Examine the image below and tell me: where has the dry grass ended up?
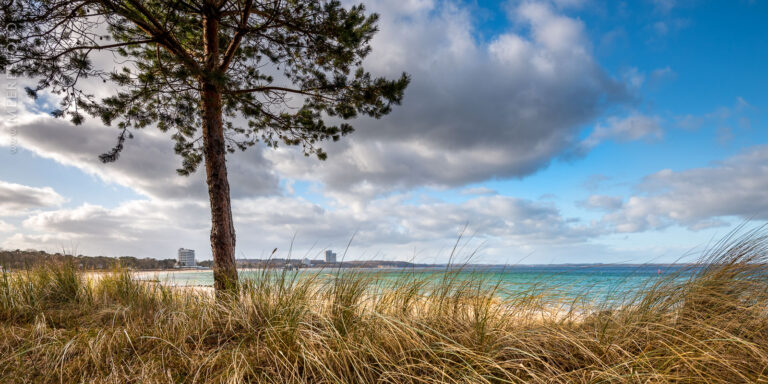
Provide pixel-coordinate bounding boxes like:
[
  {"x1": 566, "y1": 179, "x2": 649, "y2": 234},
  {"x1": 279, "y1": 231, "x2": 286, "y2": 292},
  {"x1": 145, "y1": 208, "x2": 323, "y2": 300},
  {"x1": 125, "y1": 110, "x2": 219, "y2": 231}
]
[{"x1": 2, "y1": 230, "x2": 768, "y2": 383}]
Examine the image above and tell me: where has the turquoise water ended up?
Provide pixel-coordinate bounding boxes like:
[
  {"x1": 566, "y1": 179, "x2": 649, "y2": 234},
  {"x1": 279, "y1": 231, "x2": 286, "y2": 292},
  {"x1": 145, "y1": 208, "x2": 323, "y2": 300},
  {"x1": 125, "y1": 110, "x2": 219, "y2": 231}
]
[{"x1": 136, "y1": 264, "x2": 696, "y2": 302}]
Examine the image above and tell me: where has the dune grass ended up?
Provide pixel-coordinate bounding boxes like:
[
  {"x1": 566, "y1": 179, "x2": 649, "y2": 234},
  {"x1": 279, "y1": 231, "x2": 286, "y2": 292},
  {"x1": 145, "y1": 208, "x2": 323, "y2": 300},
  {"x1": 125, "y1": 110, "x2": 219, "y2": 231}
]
[{"x1": 2, "y1": 232, "x2": 768, "y2": 383}]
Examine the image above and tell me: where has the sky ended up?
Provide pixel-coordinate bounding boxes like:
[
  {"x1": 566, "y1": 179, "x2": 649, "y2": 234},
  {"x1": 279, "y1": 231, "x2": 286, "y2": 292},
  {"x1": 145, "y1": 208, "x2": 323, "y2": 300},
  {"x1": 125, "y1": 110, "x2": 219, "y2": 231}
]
[{"x1": 0, "y1": 0, "x2": 766, "y2": 264}]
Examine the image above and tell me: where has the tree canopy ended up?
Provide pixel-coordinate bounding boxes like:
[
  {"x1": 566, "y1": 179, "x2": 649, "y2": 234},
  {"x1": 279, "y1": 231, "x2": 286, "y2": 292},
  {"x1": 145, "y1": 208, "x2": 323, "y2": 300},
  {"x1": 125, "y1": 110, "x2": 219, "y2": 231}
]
[
  {"x1": 2, "y1": 0, "x2": 409, "y2": 292},
  {"x1": 1, "y1": 0, "x2": 409, "y2": 173}
]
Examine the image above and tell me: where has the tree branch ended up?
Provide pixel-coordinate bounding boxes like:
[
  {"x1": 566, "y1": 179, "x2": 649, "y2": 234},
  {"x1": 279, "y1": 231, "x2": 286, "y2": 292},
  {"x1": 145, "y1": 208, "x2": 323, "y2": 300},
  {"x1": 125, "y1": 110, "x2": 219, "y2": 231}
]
[
  {"x1": 99, "y1": 0, "x2": 203, "y2": 75},
  {"x1": 42, "y1": 39, "x2": 157, "y2": 61},
  {"x1": 226, "y1": 85, "x2": 329, "y2": 97},
  {"x1": 219, "y1": 0, "x2": 254, "y2": 72}
]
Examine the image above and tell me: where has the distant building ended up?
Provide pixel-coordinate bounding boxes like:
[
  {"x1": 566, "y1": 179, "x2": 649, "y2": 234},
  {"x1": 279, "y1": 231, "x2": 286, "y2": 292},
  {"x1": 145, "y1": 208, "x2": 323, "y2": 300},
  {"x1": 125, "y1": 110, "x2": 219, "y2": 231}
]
[
  {"x1": 177, "y1": 248, "x2": 196, "y2": 267},
  {"x1": 303, "y1": 258, "x2": 312, "y2": 267},
  {"x1": 325, "y1": 250, "x2": 337, "y2": 264}
]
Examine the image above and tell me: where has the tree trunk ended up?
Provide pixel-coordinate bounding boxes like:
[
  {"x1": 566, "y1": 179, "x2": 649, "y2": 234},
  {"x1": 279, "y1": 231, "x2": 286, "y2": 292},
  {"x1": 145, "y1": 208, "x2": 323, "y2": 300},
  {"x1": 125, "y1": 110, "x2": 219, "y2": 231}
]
[
  {"x1": 202, "y1": 6, "x2": 238, "y2": 294},
  {"x1": 201, "y1": 82, "x2": 238, "y2": 293}
]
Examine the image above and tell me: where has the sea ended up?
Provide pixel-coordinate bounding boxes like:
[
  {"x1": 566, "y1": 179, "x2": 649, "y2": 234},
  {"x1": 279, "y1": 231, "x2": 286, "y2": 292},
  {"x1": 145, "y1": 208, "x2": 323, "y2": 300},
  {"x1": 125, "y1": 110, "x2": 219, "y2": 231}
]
[{"x1": 135, "y1": 264, "x2": 699, "y2": 303}]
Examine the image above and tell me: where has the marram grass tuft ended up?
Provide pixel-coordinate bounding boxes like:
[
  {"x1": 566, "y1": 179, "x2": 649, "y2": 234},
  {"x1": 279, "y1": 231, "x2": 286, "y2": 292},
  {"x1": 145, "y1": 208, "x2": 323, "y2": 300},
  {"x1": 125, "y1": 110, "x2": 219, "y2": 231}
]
[{"x1": 3, "y1": 231, "x2": 768, "y2": 383}]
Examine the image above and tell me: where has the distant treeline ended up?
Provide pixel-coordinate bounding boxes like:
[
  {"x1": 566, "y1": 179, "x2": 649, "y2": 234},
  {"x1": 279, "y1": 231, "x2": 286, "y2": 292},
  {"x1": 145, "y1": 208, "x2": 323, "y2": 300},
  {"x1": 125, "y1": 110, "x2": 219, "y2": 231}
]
[
  {"x1": 0, "y1": 249, "x2": 177, "y2": 270},
  {"x1": 0, "y1": 249, "x2": 440, "y2": 271}
]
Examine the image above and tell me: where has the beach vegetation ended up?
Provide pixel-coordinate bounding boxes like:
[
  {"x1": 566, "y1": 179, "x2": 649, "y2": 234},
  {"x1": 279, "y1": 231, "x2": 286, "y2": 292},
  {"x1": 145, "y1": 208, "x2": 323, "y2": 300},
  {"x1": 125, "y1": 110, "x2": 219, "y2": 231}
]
[{"x1": 2, "y1": 231, "x2": 768, "y2": 383}]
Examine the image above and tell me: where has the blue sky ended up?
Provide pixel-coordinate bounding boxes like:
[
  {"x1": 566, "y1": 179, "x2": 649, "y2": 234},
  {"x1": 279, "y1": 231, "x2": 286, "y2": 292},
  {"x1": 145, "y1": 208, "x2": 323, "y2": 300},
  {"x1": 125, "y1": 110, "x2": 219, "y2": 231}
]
[{"x1": 0, "y1": 0, "x2": 766, "y2": 263}]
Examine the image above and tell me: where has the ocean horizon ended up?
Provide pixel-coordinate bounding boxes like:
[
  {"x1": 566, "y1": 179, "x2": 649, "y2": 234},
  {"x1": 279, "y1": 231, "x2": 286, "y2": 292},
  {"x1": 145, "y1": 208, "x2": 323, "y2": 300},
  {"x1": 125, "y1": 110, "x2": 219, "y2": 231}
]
[{"x1": 136, "y1": 264, "x2": 698, "y2": 302}]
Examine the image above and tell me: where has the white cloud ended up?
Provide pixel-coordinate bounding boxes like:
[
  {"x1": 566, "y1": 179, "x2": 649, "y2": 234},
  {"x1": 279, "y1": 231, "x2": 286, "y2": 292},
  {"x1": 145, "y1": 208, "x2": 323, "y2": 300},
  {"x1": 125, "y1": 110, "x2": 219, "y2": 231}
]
[
  {"x1": 675, "y1": 97, "x2": 756, "y2": 135},
  {"x1": 0, "y1": 115, "x2": 280, "y2": 201},
  {"x1": 398, "y1": 0, "x2": 435, "y2": 13},
  {"x1": 514, "y1": 2, "x2": 589, "y2": 54},
  {"x1": 9, "y1": 199, "x2": 211, "y2": 258},
  {"x1": 460, "y1": 187, "x2": 498, "y2": 196},
  {"x1": 550, "y1": 0, "x2": 589, "y2": 8},
  {"x1": 0, "y1": 220, "x2": 14, "y2": 232},
  {"x1": 622, "y1": 67, "x2": 646, "y2": 89},
  {"x1": 6, "y1": 192, "x2": 603, "y2": 261},
  {"x1": 599, "y1": 146, "x2": 768, "y2": 232},
  {"x1": 581, "y1": 114, "x2": 663, "y2": 150},
  {"x1": 649, "y1": 66, "x2": 675, "y2": 84},
  {"x1": 578, "y1": 195, "x2": 623, "y2": 211},
  {"x1": 269, "y1": 0, "x2": 630, "y2": 199},
  {"x1": 0, "y1": 0, "x2": 636, "y2": 204},
  {"x1": 0, "y1": 0, "x2": 664, "y2": 263},
  {"x1": 583, "y1": 174, "x2": 611, "y2": 191},
  {"x1": 0, "y1": 181, "x2": 66, "y2": 215}
]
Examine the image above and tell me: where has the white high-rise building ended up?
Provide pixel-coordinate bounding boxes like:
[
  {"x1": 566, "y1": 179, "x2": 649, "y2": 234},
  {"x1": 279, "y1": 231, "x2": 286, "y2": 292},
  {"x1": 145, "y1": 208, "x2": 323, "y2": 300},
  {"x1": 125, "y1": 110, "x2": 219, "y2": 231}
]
[
  {"x1": 177, "y1": 248, "x2": 196, "y2": 267},
  {"x1": 324, "y1": 250, "x2": 337, "y2": 264}
]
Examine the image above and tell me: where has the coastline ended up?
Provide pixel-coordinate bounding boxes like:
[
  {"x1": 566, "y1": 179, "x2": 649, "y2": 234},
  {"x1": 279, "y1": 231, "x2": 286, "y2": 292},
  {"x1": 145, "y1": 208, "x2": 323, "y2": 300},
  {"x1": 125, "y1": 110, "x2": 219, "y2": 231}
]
[{"x1": 3, "y1": 243, "x2": 767, "y2": 383}]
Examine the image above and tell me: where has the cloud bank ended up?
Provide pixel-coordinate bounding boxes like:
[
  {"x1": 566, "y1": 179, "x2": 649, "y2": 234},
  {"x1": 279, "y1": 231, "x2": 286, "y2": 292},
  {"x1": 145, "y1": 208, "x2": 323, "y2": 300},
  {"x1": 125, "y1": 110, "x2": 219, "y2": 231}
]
[
  {"x1": 597, "y1": 146, "x2": 768, "y2": 232},
  {"x1": 2, "y1": 0, "x2": 731, "y2": 264},
  {"x1": 269, "y1": 0, "x2": 630, "y2": 199}
]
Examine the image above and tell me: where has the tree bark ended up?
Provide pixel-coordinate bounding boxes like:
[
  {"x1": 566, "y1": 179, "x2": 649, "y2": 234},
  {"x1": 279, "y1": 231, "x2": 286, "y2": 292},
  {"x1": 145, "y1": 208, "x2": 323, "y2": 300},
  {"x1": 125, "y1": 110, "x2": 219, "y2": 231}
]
[
  {"x1": 201, "y1": 82, "x2": 238, "y2": 293},
  {"x1": 202, "y1": 5, "x2": 238, "y2": 294}
]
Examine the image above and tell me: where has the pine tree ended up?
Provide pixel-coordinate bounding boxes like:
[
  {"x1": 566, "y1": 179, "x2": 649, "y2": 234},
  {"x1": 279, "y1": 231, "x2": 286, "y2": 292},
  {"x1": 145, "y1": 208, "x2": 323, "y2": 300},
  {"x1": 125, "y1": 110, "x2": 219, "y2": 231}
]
[{"x1": 1, "y1": 0, "x2": 409, "y2": 293}]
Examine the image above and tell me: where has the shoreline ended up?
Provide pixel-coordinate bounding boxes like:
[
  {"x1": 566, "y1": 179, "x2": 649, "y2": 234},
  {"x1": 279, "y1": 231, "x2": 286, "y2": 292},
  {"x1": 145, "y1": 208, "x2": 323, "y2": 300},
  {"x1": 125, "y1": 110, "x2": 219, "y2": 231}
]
[{"x1": 2, "y1": 249, "x2": 766, "y2": 384}]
